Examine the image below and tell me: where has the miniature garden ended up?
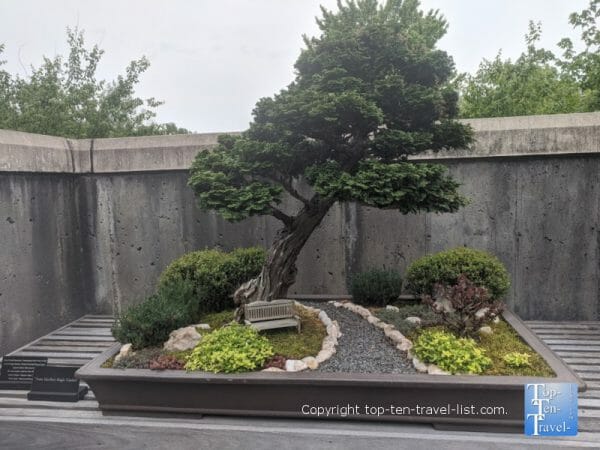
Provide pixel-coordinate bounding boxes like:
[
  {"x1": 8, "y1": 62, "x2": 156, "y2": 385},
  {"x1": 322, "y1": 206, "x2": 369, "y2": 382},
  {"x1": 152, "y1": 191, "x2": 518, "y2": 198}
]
[
  {"x1": 72, "y1": 2, "x2": 585, "y2": 430},
  {"x1": 104, "y1": 246, "x2": 554, "y2": 378}
]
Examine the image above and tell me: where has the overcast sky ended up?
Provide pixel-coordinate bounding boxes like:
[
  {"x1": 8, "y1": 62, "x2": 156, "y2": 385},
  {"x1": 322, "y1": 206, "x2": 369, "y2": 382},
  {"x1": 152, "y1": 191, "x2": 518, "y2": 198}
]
[{"x1": 0, "y1": 0, "x2": 589, "y2": 133}]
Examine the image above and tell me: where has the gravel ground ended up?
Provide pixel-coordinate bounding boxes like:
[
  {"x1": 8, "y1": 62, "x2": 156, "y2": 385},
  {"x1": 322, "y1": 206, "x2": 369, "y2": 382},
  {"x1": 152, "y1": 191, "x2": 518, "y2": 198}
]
[{"x1": 303, "y1": 301, "x2": 416, "y2": 374}]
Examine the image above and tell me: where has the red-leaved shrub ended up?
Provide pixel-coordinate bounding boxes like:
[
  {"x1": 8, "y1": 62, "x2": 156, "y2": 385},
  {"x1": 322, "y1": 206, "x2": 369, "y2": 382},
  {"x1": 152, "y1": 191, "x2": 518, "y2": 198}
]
[
  {"x1": 148, "y1": 354, "x2": 185, "y2": 370},
  {"x1": 422, "y1": 274, "x2": 504, "y2": 336}
]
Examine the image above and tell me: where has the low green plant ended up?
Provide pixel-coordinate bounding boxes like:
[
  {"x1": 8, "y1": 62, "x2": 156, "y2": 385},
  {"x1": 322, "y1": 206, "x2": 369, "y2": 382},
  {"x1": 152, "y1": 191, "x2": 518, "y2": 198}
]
[
  {"x1": 350, "y1": 269, "x2": 402, "y2": 306},
  {"x1": 158, "y1": 247, "x2": 266, "y2": 319},
  {"x1": 111, "y1": 279, "x2": 195, "y2": 350},
  {"x1": 185, "y1": 325, "x2": 274, "y2": 373},
  {"x1": 502, "y1": 351, "x2": 532, "y2": 368},
  {"x1": 405, "y1": 247, "x2": 510, "y2": 300},
  {"x1": 412, "y1": 329, "x2": 492, "y2": 374}
]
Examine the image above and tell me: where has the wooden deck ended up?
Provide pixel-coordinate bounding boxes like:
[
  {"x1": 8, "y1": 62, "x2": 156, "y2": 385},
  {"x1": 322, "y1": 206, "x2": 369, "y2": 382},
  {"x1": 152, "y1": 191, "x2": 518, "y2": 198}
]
[
  {"x1": 526, "y1": 320, "x2": 600, "y2": 436},
  {"x1": 0, "y1": 316, "x2": 598, "y2": 447}
]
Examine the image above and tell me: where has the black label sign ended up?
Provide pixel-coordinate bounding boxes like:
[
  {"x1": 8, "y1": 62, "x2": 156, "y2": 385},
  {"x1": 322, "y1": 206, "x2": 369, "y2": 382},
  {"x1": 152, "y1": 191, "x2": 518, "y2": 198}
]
[
  {"x1": 27, "y1": 366, "x2": 88, "y2": 402},
  {"x1": 30, "y1": 366, "x2": 79, "y2": 393},
  {"x1": 0, "y1": 356, "x2": 48, "y2": 388}
]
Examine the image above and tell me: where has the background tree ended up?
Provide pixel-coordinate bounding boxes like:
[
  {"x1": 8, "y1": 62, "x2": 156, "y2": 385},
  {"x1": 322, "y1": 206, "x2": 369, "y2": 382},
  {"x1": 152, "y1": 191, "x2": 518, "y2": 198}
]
[
  {"x1": 188, "y1": 0, "x2": 473, "y2": 313},
  {"x1": 558, "y1": 0, "x2": 600, "y2": 109},
  {"x1": 459, "y1": 23, "x2": 590, "y2": 118},
  {"x1": 0, "y1": 28, "x2": 188, "y2": 138},
  {"x1": 459, "y1": 1, "x2": 600, "y2": 118}
]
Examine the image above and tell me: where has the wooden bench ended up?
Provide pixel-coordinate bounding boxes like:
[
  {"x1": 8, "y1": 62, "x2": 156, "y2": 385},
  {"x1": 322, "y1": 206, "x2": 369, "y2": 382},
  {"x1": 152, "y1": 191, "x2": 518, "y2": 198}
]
[{"x1": 243, "y1": 299, "x2": 301, "y2": 332}]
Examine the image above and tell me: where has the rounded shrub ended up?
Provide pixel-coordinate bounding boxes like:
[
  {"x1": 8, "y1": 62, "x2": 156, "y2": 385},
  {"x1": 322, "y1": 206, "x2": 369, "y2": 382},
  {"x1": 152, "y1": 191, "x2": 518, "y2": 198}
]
[
  {"x1": 350, "y1": 269, "x2": 402, "y2": 306},
  {"x1": 111, "y1": 279, "x2": 195, "y2": 350},
  {"x1": 158, "y1": 247, "x2": 266, "y2": 319},
  {"x1": 185, "y1": 324, "x2": 274, "y2": 373},
  {"x1": 413, "y1": 329, "x2": 492, "y2": 374},
  {"x1": 404, "y1": 247, "x2": 510, "y2": 300}
]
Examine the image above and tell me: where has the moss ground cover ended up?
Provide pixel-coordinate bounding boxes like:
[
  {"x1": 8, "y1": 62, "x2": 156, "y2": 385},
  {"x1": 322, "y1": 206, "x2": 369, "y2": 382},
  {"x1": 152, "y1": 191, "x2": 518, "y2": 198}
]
[
  {"x1": 478, "y1": 320, "x2": 554, "y2": 376},
  {"x1": 263, "y1": 307, "x2": 327, "y2": 360}
]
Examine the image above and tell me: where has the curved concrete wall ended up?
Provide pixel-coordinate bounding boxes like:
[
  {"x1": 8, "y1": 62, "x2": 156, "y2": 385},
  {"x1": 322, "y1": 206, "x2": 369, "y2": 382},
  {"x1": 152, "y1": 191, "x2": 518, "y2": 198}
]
[{"x1": 2, "y1": 112, "x2": 600, "y2": 353}]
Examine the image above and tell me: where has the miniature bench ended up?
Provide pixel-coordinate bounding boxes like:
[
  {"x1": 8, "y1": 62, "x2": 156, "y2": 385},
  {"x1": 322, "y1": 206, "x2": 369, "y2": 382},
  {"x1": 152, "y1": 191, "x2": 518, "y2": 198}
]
[{"x1": 243, "y1": 299, "x2": 301, "y2": 332}]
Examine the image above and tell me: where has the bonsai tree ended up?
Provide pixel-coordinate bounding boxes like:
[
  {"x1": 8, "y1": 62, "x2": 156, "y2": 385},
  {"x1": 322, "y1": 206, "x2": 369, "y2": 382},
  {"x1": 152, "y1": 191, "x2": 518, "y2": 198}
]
[{"x1": 189, "y1": 0, "x2": 473, "y2": 315}]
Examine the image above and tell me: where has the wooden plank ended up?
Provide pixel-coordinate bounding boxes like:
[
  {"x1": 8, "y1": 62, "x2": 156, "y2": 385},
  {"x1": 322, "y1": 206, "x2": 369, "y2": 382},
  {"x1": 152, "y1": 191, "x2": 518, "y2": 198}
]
[
  {"x1": 527, "y1": 321, "x2": 600, "y2": 325},
  {"x1": 580, "y1": 373, "x2": 600, "y2": 381},
  {"x1": 62, "y1": 326, "x2": 113, "y2": 332},
  {"x1": 46, "y1": 359, "x2": 94, "y2": 367},
  {"x1": 0, "y1": 397, "x2": 99, "y2": 411},
  {"x1": 0, "y1": 390, "x2": 29, "y2": 399},
  {"x1": 579, "y1": 398, "x2": 600, "y2": 409},
  {"x1": 549, "y1": 345, "x2": 600, "y2": 352},
  {"x1": 33, "y1": 340, "x2": 114, "y2": 347},
  {"x1": 53, "y1": 329, "x2": 113, "y2": 336},
  {"x1": 0, "y1": 407, "x2": 104, "y2": 420},
  {"x1": 542, "y1": 339, "x2": 600, "y2": 345},
  {"x1": 533, "y1": 329, "x2": 600, "y2": 336},
  {"x1": 529, "y1": 325, "x2": 600, "y2": 331},
  {"x1": 42, "y1": 335, "x2": 115, "y2": 342},
  {"x1": 580, "y1": 390, "x2": 600, "y2": 399},
  {"x1": 567, "y1": 364, "x2": 600, "y2": 372},
  {"x1": 580, "y1": 409, "x2": 600, "y2": 419},
  {"x1": 579, "y1": 417, "x2": 600, "y2": 433},
  {"x1": 561, "y1": 358, "x2": 600, "y2": 365},
  {"x1": 556, "y1": 351, "x2": 600, "y2": 358},
  {"x1": 26, "y1": 346, "x2": 106, "y2": 353},
  {"x1": 13, "y1": 351, "x2": 102, "y2": 359}
]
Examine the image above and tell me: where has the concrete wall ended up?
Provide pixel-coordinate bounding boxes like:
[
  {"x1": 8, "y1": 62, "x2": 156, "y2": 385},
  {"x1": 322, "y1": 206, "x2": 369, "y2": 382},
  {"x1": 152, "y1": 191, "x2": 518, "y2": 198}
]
[{"x1": 2, "y1": 112, "x2": 600, "y2": 354}]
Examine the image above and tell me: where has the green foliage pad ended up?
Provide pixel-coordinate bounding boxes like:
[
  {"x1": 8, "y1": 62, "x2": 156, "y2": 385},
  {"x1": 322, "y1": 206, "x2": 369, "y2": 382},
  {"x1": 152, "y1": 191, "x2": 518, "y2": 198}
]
[{"x1": 188, "y1": 0, "x2": 473, "y2": 225}]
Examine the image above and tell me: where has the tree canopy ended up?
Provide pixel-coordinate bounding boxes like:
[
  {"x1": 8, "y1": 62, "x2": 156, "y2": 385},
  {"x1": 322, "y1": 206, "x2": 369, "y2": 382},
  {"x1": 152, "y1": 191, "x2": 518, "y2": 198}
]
[
  {"x1": 0, "y1": 28, "x2": 188, "y2": 138},
  {"x1": 459, "y1": 1, "x2": 600, "y2": 118},
  {"x1": 188, "y1": 0, "x2": 473, "y2": 304}
]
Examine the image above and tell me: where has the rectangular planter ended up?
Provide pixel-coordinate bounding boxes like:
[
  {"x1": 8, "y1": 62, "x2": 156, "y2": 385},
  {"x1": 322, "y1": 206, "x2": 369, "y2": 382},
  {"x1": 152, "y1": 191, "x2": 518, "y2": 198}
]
[{"x1": 76, "y1": 310, "x2": 585, "y2": 432}]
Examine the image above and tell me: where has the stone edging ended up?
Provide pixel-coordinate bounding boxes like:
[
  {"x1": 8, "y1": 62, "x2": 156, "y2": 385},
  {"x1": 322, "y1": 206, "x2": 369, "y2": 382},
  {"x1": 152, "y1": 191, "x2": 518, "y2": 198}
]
[
  {"x1": 261, "y1": 302, "x2": 340, "y2": 373},
  {"x1": 330, "y1": 301, "x2": 450, "y2": 375}
]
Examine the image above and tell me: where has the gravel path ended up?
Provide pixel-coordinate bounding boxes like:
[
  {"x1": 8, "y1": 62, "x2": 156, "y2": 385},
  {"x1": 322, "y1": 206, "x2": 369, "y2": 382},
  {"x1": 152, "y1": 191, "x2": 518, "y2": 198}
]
[{"x1": 303, "y1": 301, "x2": 416, "y2": 374}]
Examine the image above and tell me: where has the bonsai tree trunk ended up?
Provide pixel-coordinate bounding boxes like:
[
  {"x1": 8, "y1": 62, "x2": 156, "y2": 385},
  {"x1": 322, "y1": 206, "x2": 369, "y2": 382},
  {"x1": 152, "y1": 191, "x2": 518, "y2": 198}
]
[{"x1": 233, "y1": 197, "x2": 335, "y2": 321}]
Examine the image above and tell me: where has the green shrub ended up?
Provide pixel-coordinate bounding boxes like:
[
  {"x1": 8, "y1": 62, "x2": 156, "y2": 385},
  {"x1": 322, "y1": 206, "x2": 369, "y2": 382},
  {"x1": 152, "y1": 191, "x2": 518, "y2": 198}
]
[
  {"x1": 185, "y1": 325, "x2": 274, "y2": 373},
  {"x1": 413, "y1": 329, "x2": 492, "y2": 374},
  {"x1": 111, "y1": 279, "x2": 195, "y2": 350},
  {"x1": 158, "y1": 247, "x2": 266, "y2": 319},
  {"x1": 405, "y1": 247, "x2": 510, "y2": 300},
  {"x1": 350, "y1": 269, "x2": 402, "y2": 306},
  {"x1": 503, "y1": 351, "x2": 532, "y2": 368}
]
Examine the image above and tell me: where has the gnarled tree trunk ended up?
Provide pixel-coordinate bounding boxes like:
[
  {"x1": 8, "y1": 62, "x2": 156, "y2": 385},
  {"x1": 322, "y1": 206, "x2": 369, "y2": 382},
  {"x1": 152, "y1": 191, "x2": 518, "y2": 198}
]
[{"x1": 233, "y1": 197, "x2": 335, "y2": 321}]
